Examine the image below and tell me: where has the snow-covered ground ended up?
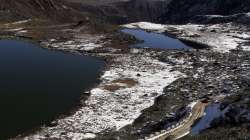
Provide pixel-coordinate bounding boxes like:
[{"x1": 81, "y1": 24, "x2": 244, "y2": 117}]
[
  {"x1": 24, "y1": 50, "x2": 183, "y2": 140},
  {"x1": 247, "y1": 12, "x2": 250, "y2": 17},
  {"x1": 201, "y1": 12, "x2": 250, "y2": 18},
  {"x1": 6, "y1": 20, "x2": 249, "y2": 140},
  {"x1": 123, "y1": 22, "x2": 166, "y2": 32},
  {"x1": 7, "y1": 19, "x2": 31, "y2": 25},
  {"x1": 123, "y1": 22, "x2": 250, "y2": 52},
  {"x1": 42, "y1": 33, "x2": 106, "y2": 52}
]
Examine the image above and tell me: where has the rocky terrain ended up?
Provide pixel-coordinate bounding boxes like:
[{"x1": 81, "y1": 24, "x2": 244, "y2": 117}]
[
  {"x1": 123, "y1": 22, "x2": 250, "y2": 52},
  {"x1": 2, "y1": 0, "x2": 250, "y2": 24},
  {"x1": 159, "y1": 0, "x2": 250, "y2": 24},
  {"x1": 119, "y1": 21, "x2": 250, "y2": 139},
  {"x1": 0, "y1": 0, "x2": 250, "y2": 140}
]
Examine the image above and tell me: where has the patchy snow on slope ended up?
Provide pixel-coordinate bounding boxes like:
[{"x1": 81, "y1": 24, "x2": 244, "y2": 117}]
[
  {"x1": 11, "y1": 19, "x2": 31, "y2": 25},
  {"x1": 202, "y1": 34, "x2": 242, "y2": 52},
  {"x1": 247, "y1": 12, "x2": 250, "y2": 17},
  {"x1": 42, "y1": 34, "x2": 105, "y2": 52},
  {"x1": 67, "y1": 132, "x2": 96, "y2": 140},
  {"x1": 7, "y1": 28, "x2": 25, "y2": 32},
  {"x1": 24, "y1": 53, "x2": 183, "y2": 140},
  {"x1": 3, "y1": 19, "x2": 31, "y2": 26},
  {"x1": 188, "y1": 101, "x2": 198, "y2": 109},
  {"x1": 204, "y1": 15, "x2": 225, "y2": 18},
  {"x1": 236, "y1": 33, "x2": 250, "y2": 40},
  {"x1": 241, "y1": 45, "x2": 250, "y2": 51},
  {"x1": 79, "y1": 43, "x2": 102, "y2": 51}
]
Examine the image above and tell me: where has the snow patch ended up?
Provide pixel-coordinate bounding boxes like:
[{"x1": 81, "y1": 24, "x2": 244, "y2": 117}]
[
  {"x1": 241, "y1": 45, "x2": 250, "y2": 51},
  {"x1": 7, "y1": 28, "x2": 24, "y2": 32},
  {"x1": 188, "y1": 101, "x2": 198, "y2": 109},
  {"x1": 247, "y1": 12, "x2": 250, "y2": 17},
  {"x1": 68, "y1": 132, "x2": 96, "y2": 140},
  {"x1": 122, "y1": 22, "x2": 166, "y2": 32},
  {"x1": 236, "y1": 33, "x2": 250, "y2": 40},
  {"x1": 12, "y1": 19, "x2": 31, "y2": 25},
  {"x1": 24, "y1": 53, "x2": 183, "y2": 139},
  {"x1": 43, "y1": 34, "x2": 105, "y2": 52},
  {"x1": 4, "y1": 19, "x2": 31, "y2": 26},
  {"x1": 80, "y1": 43, "x2": 102, "y2": 51},
  {"x1": 123, "y1": 22, "x2": 250, "y2": 53}
]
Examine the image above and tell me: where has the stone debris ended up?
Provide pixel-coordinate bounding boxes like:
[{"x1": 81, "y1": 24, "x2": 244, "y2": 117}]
[
  {"x1": 23, "y1": 50, "x2": 183, "y2": 140},
  {"x1": 4, "y1": 21, "x2": 250, "y2": 140}
]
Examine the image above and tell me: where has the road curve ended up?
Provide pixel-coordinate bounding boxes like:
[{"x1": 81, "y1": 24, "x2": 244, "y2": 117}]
[{"x1": 146, "y1": 101, "x2": 207, "y2": 140}]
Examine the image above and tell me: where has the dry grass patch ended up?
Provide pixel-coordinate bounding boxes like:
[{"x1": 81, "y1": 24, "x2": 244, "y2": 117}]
[
  {"x1": 25, "y1": 30, "x2": 47, "y2": 40},
  {"x1": 112, "y1": 78, "x2": 138, "y2": 87},
  {"x1": 103, "y1": 78, "x2": 138, "y2": 92},
  {"x1": 103, "y1": 84, "x2": 124, "y2": 92}
]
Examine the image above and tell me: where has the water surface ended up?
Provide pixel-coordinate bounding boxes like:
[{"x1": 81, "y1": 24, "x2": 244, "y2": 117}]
[
  {"x1": 191, "y1": 103, "x2": 223, "y2": 135},
  {"x1": 121, "y1": 29, "x2": 191, "y2": 49},
  {"x1": 0, "y1": 40, "x2": 104, "y2": 139}
]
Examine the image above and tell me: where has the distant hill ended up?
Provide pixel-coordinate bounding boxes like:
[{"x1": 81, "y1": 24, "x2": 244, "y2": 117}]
[
  {"x1": 66, "y1": 0, "x2": 172, "y2": 24},
  {"x1": 159, "y1": 0, "x2": 250, "y2": 24},
  {"x1": 0, "y1": 0, "x2": 85, "y2": 22},
  {"x1": 1, "y1": 0, "x2": 249, "y2": 24}
]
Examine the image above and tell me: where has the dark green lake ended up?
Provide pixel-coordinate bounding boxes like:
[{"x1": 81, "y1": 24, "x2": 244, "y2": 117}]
[{"x1": 0, "y1": 40, "x2": 104, "y2": 139}]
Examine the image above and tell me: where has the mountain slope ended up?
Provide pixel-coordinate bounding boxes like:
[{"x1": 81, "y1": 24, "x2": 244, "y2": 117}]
[
  {"x1": 65, "y1": 0, "x2": 172, "y2": 24},
  {"x1": 160, "y1": 0, "x2": 250, "y2": 24},
  {"x1": 0, "y1": 0, "x2": 85, "y2": 22}
]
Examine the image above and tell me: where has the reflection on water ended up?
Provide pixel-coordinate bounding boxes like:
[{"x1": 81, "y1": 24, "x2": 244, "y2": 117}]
[{"x1": 191, "y1": 103, "x2": 223, "y2": 135}]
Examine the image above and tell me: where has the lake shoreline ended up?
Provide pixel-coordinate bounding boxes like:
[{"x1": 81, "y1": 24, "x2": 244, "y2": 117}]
[{"x1": 1, "y1": 21, "x2": 250, "y2": 139}]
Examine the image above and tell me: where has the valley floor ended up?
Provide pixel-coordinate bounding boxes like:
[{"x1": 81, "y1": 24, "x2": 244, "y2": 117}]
[{"x1": 1, "y1": 20, "x2": 250, "y2": 140}]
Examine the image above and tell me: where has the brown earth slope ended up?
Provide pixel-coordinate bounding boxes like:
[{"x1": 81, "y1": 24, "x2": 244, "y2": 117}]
[{"x1": 0, "y1": 0, "x2": 87, "y2": 22}]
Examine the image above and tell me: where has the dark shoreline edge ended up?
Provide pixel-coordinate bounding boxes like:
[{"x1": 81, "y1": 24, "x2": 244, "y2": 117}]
[
  {"x1": 0, "y1": 36, "x2": 109, "y2": 139},
  {"x1": 0, "y1": 27, "x2": 208, "y2": 139}
]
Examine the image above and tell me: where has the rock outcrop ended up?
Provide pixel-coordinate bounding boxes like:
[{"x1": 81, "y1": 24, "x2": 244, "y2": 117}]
[{"x1": 159, "y1": 0, "x2": 250, "y2": 24}]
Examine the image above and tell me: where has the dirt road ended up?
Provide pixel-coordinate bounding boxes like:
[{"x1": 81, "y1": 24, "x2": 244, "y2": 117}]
[{"x1": 147, "y1": 101, "x2": 207, "y2": 140}]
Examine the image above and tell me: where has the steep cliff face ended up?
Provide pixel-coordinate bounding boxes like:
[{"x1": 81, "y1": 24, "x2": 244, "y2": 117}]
[
  {"x1": 0, "y1": 0, "x2": 84, "y2": 22},
  {"x1": 159, "y1": 0, "x2": 250, "y2": 24}
]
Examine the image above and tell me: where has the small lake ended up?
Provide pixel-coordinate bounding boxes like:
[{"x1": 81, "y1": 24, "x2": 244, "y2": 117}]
[
  {"x1": 191, "y1": 103, "x2": 223, "y2": 135},
  {"x1": 0, "y1": 40, "x2": 104, "y2": 139},
  {"x1": 121, "y1": 29, "x2": 191, "y2": 49}
]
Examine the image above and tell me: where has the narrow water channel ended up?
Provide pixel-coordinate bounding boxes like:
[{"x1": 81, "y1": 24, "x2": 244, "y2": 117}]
[
  {"x1": 121, "y1": 29, "x2": 191, "y2": 49},
  {"x1": 0, "y1": 40, "x2": 104, "y2": 139}
]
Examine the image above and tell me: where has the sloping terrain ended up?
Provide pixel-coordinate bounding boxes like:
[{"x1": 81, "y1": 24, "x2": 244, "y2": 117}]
[
  {"x1": 1, "y1": 0, "x2": 250, "y2": 24},
  {"x1": 160, "y1": 0, "x2": 250, "y2": 24},
  {"x1": 67, "y1": 0, "x2": 250, "y2": 24},
  {"x1": 0, "y1": 0, "x2": 86, "y2": 22},
  {"x1": 0, "y1": 0, "x2": 250, "y2": 140},
  {"x1": 66, "y1": 0, "x2": 171, "y2": 24}
]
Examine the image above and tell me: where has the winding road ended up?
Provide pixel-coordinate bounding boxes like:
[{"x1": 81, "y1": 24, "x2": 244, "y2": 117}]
[{"x1": 147, "y1": 101, "x2": 207, "y2": 140}]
